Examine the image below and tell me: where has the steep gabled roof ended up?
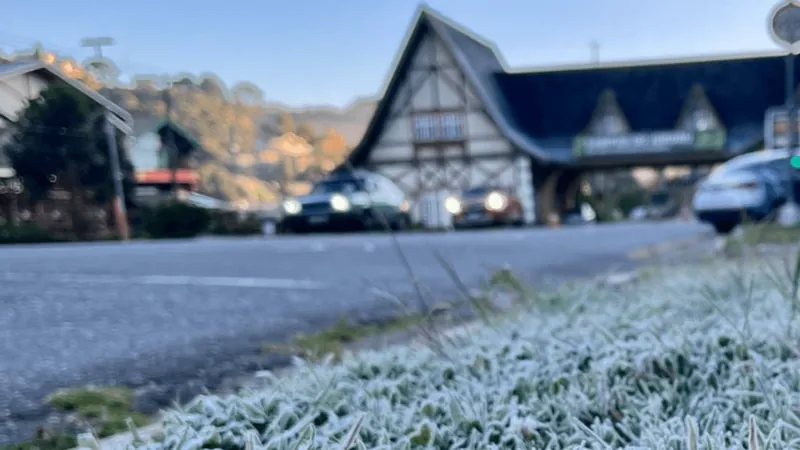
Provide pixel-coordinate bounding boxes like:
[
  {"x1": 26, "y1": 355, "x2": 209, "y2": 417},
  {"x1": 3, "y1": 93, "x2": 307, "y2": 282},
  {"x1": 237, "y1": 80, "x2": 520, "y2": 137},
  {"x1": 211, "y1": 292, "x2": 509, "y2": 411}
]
[
  {"x1": 347, "y1": 4, "x2": 553, "y2": 166},
  {"x1": 0, "y1": 59, "x2": 133, "y2": 130},
  {"x1": 131, "y1": 115, "x2": 203, "y2": 153}
]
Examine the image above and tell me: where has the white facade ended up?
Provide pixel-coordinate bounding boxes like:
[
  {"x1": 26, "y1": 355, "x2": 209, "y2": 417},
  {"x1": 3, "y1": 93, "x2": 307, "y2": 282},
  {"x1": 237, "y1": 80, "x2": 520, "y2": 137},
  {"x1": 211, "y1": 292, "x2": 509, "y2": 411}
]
[
  {"x1": 363, "y1": 24, "x2": 534, "y2": 226},
  {"x1": 128, "y1": 131, "x2": 165, "y2": 171},
  {"x1": 0, "y1": 72, "x2": 49, "y2": 178}
]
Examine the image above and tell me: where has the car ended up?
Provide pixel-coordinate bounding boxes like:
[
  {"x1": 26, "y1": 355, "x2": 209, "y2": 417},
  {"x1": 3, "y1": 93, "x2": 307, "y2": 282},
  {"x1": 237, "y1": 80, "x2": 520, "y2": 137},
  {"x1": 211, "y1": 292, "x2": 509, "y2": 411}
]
[
  {"x1": 445, "y1": 186, "x2": 525, "y2": 229},
  {"x1": 692, "y1": 150, "x2": 794, "y2": 234},
  {"x1": 645, "y1": 190, "x2": 682, "y2": 220},
  {"x1": 277, "y1": 169, "x2": 411, "y2": 233},
  {"x1": 629, "y1": 190, "x2": 682, "y2": 221}
]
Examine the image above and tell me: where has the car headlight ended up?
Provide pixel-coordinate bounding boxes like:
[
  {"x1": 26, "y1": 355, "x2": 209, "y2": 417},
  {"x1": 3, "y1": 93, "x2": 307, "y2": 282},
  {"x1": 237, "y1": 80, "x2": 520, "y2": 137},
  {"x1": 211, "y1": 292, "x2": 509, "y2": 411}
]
[
  {"x1": 484, "y1": 191, "x2": 508, "y2": 211},
  {"x1": 330, "y1": 193, "x2": 350, "y2": 212},
  {"x1": 282, "y1": 199, "x2": 301, "y2": 215},
  {"x1": 444, "y1": 196, "x2": 462, "y2": 214},
  {"x1": 400, "y1": 200, "x2": 409, "y2": 212}
]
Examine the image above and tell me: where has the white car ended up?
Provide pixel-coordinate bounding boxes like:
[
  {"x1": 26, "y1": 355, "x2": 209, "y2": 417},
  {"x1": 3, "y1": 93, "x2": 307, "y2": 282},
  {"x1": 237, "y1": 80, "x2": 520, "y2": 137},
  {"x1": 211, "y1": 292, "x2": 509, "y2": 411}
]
[
  {"x1": 692, "y1": 150, "x2": 792, "y2": 234},
  {"x1": 278, "y1": 169, "x2": 411, "y2": 233}
]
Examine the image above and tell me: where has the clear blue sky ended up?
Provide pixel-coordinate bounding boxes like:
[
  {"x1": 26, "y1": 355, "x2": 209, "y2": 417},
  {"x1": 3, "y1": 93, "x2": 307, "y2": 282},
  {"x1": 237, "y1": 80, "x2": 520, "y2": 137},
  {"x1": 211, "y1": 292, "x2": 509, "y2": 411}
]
[{"x1": 1, "y1": 0, "x2": 782, "y2": 108}]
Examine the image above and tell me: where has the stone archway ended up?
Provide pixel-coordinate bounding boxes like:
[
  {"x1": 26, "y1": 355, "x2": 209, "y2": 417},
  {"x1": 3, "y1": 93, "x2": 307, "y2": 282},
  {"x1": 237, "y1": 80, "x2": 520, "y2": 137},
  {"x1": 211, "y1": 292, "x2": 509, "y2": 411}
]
[
  {"x1": 556, "y1": 169, "x2": 583, "y2": 213},
  {"x1": 534, "y1": 169, "x2": 560, "y2": 225}
]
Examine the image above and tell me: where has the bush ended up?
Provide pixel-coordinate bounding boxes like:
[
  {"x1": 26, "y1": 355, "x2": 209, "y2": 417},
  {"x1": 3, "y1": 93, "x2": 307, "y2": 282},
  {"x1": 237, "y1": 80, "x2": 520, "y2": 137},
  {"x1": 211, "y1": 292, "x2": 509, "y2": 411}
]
[
  {"x1": 130, "y1": 258, "x2": 800, "y2": 449},
  {"x1": 139, "y1": 202, "x2": 212, "y2": 239},
  {"x1": 0, "y1": 222, "x2": 72, "y2": 244},
  {"x1": 208, "y1": 211, "x2": 264, "y2": 236}
]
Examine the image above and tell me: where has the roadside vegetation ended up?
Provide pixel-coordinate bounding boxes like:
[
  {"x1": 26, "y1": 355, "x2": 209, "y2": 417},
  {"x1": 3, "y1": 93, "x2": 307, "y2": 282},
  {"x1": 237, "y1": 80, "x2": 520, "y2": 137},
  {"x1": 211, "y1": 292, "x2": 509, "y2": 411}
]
[
  {"x1": 41, "y1": 224, "x2": 787, "y2": 450},
  {"x1": 2, "y1": 387, "x2": 148, "y2": 450}
]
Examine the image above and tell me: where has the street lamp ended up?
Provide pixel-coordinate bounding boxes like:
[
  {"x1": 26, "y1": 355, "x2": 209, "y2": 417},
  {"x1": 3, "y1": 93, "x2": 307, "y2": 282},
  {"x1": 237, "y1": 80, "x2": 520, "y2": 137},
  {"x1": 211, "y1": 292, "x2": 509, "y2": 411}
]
[{"x1": 769, "y1": 0, "x2": 800, "y2": 223}]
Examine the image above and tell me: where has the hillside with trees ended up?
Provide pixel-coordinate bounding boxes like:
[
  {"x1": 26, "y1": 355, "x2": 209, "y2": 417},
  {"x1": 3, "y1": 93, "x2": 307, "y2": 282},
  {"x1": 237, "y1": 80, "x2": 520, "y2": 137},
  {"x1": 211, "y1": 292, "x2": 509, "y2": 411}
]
[{"x1": 15, "y1": 50, "x2": 375, "y2": 205}]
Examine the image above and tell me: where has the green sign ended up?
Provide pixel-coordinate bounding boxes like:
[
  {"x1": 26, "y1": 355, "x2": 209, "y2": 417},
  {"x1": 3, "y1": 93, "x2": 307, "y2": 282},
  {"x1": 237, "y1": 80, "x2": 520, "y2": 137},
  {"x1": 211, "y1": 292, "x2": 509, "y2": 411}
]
[{"x1": 572, "y1": 129, "x2": 726, "y2": 157}]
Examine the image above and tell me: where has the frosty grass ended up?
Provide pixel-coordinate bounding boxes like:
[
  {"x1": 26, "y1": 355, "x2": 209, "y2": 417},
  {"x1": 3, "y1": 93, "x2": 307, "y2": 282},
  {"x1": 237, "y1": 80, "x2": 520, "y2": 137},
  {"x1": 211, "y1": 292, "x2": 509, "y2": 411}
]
[{"x1": 132, "y1": 257, "x2": 800, "y2": 450}]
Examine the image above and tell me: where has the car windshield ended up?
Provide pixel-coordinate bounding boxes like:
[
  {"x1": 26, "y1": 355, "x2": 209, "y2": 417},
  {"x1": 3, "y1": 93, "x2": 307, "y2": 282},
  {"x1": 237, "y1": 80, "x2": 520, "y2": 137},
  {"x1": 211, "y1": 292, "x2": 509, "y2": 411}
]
[
  {"x1": 463, "y1": 187, "x2": 492, "y2": 196},
  {"x1": 311, "y1": 179, "x2": 364, "y2": 194}
]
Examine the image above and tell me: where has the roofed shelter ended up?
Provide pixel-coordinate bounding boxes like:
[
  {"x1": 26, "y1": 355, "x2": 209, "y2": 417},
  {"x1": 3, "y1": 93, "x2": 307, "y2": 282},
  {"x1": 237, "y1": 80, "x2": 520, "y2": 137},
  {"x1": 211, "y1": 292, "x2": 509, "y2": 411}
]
[{"x1": 346, "y1": 3, "x2": 792, "y2": 224}]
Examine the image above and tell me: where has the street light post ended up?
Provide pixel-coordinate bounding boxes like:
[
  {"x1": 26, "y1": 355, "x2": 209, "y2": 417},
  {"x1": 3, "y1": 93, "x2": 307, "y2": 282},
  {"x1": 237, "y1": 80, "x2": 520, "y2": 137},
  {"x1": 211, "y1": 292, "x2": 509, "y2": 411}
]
[
  {"x1": 769, "y1": 0, "x2": 800, "y2": 223},
  {"x1": 785, "y1": 52, "x2": 796, "y2": 207}
]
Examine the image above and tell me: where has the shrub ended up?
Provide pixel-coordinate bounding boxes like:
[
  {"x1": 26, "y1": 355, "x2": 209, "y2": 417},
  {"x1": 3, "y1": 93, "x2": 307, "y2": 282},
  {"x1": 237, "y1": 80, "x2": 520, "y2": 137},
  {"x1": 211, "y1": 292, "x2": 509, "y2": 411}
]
[
  {"x1": 139, "y1": 202, "x2": 212, "y2": 239},
  {"x1": 0, "y1": 222, "x2": 71, "y2": 244},
  {"x1": 208, "y1": 211, "x2": 265, "y2": 236}
]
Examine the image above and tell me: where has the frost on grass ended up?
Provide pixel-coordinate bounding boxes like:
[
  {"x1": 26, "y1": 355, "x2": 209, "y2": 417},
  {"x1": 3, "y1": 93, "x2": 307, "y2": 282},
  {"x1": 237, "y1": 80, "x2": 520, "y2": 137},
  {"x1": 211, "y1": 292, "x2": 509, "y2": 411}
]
[{"x1": 134, "y1": 259, "x2": 800, "y2": 450}]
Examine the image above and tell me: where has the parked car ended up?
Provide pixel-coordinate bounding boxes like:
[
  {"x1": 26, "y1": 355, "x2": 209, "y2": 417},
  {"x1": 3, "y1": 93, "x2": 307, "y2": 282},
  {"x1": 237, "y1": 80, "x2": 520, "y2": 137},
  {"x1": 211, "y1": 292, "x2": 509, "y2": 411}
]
[
  {"x1": 445, "y1": 186, "x2": 524, "y2": 229},
  {"x1": 277, "y1": 170, "x2": 411, "y2": 233},
  {"x1": 692, "y1": 150, "x2": 793, "y2": 234},
  {"x1": 629, "y1": 190, "x2": 681, "y2": 221}
]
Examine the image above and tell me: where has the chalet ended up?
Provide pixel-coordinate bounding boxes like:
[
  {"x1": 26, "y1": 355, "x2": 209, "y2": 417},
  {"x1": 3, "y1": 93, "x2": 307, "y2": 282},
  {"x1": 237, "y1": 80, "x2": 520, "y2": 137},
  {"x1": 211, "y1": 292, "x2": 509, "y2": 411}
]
[
  {"x1": 128, "y1": 116, "x2": 201, "y2": 204},
  {"x1": 0, "y1": 58, "x2": 133, "y2": 176},
  {"x1": 346, "y1": 4, "x2": 792, "y2": 225},
  {"x1": 0, "y1": 58, "x2": 133, "y2": 226}
]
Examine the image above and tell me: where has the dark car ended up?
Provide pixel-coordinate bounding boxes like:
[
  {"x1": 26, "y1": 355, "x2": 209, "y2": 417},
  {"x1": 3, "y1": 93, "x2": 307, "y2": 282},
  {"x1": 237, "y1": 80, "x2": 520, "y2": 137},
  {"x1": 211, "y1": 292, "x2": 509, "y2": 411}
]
[
  {"x1": 277, "y1": 170, "x2": 411, "y2": 233},
  {"x1": 446, "y1": 186, "x2": 525, "y2": 229}
]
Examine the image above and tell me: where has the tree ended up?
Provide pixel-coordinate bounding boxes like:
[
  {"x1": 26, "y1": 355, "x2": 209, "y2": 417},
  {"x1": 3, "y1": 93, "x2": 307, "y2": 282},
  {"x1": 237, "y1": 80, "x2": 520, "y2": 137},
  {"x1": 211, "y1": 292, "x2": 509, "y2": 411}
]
[{"x1": 2, "y1": 81, "x2": 136, "y2": 236}]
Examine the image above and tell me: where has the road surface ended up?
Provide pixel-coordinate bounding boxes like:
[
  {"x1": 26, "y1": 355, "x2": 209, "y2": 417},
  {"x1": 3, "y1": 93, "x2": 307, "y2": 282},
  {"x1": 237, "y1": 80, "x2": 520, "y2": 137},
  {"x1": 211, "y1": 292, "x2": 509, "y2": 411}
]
[{"x1": 0, "y1": 221, "x2": 708, "y2": 444}]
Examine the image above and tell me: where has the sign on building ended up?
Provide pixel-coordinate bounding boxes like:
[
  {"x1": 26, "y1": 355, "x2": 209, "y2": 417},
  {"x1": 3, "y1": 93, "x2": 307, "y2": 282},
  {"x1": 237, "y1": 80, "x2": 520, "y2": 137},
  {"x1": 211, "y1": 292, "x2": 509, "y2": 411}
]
[
  {"x1": 764, "y1": 107, "x2": 800, "y2": 149},
  {"x1": 572, "y1": 129, "x2": 726, "y2": 157}
]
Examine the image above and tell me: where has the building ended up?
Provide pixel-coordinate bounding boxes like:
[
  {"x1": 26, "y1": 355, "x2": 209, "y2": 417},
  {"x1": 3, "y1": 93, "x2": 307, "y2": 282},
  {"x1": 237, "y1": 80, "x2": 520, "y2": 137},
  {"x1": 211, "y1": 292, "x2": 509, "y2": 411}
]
[
  {"x1": 128, "y1": 116, "x2": 201, "y2": 204},
  {"x1": 346, "y1": 4, "x2": 792, "y2": 225},
  {"x1": 0, "y1": 58, "x2": 133, "y2": 225}
]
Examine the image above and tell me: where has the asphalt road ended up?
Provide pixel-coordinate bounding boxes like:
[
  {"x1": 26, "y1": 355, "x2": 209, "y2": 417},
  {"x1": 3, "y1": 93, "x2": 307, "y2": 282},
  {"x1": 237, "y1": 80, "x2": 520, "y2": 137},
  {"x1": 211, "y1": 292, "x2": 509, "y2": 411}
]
[{"x1": 0, "y1": 221, "x2": 709, "y2": 444}]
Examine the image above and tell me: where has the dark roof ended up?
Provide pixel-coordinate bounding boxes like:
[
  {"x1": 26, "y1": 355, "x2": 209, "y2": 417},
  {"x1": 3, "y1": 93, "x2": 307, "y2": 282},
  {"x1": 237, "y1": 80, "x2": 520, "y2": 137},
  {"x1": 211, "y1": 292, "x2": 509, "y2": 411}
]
[
  {"x1": 132, "y1": 115, "x2": 203, "y2": 153},
  {"x1": 0, "y1": 59, "x2": 133, "y2": 130},
  {"x1": 347, "y1": 5, "x2": 789, "y2": 168},
  {"x1": 495, "y1": 53, "x2": 791, "y2": 158}
]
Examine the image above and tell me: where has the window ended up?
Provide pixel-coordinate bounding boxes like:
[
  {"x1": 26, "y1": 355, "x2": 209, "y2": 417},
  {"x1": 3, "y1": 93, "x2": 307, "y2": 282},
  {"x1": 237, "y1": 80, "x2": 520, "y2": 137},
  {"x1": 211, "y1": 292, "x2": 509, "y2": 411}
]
[
  {"x1": 413, "y1": 113, "x2": 465, "y2": 142},
  {"x1": 311, "y1": 178, "x2": 365, "y2": 194},
  {"x1": 413, "y1": 115, "x2": 437, "y2": 142},
  {"x1": 441, "y1": 113, "x2": 465, "y2": 140}
]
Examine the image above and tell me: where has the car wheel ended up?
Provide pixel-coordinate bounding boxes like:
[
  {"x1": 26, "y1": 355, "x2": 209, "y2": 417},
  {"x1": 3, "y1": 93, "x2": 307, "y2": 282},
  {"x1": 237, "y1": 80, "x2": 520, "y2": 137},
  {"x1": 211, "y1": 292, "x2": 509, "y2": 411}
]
[
  {"x1": 712, "y1": 221, "x2": 738, "y2": 235},
  {"x1": 389, "y1": 214, "x2": 409, "y2": 231}
]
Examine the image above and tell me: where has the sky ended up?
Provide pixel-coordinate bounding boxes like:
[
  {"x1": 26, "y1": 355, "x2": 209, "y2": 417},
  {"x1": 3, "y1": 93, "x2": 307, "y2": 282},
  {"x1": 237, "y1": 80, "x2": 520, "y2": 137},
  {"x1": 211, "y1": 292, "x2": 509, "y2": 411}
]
[{"x1": 0, "y1": 0, "x2": 785, "y2": 108}]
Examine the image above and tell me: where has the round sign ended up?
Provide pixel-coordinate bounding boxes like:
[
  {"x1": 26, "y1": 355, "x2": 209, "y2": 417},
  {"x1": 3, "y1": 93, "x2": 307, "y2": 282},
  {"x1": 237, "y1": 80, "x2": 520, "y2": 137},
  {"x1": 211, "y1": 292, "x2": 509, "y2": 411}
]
[{"x1": 769, "y1": 0, "x2": 800, "y2": 53}]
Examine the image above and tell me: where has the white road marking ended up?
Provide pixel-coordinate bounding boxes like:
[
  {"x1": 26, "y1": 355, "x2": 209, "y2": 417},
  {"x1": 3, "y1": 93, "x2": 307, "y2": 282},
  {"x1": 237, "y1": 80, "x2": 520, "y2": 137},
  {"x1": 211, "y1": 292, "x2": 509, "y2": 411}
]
[{"x1": 0, "y1": 272, "x2": 324, "y2": 290}]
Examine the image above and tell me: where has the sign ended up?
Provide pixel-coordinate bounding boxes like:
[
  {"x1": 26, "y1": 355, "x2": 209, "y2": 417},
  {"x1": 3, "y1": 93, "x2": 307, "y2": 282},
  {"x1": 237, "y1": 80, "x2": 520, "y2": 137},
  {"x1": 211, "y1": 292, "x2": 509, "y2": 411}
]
[
  {"x1": 769, "y1": 0, "x2": 800, "y2": 54},
  {"x1": 765, "y1": 107, "x2": 800, "y2": 149},
  {"x1": 572, "y1": 129, "x2": 726, "y2": 157}
]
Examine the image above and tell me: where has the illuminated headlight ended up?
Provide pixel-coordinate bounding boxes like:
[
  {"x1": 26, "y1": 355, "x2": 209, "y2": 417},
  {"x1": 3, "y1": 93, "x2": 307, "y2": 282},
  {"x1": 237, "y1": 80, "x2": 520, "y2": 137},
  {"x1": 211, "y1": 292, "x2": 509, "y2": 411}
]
[
  {"x1": 330, "y1": 193, "x2": 351, "y2": 212},
  {"x1": 400, "y1": 200, "x2": 410, "y2": 212},
  {"x1": 282, "y1": 199, "x2": 301, "y2": 215},
  {"x1": 444, "y1": 196, "x2": 462, "y2": 214},
  {"x1": 484, "y1": 191, "x2": 508, "y2": 211}
]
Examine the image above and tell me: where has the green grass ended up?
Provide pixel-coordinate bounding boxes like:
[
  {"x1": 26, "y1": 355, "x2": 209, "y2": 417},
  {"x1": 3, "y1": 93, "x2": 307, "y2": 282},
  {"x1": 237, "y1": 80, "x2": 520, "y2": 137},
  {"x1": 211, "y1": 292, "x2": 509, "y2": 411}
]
[
  {"x1": 739, "y1": 223, "x2": 800, "y2": 245},
  {"x1": 263, "y1": 314, "x2": 431, "y2": 362},
  {"x1": 1, "y1": 386, "x2": 150, "y2": 450}
]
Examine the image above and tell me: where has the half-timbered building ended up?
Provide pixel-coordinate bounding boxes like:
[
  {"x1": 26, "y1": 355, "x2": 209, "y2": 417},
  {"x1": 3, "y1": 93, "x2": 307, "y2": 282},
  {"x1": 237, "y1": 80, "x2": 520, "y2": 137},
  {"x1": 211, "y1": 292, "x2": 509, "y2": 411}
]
[{"x1": 347, "y1": 4, "x2": 797, "y2": 225}]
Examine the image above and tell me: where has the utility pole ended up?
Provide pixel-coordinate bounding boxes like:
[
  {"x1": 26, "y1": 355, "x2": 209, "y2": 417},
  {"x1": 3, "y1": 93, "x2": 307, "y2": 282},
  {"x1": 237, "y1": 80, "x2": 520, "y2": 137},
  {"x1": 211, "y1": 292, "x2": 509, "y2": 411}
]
[{"x1": 104, "y1": 112, "x2": 130, "y2": 240}]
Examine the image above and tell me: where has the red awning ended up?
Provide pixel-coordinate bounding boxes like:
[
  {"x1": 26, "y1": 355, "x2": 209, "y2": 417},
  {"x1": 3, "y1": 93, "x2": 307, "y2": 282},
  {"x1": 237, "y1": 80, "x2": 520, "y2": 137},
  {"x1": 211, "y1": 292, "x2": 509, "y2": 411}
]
[{"x1": 136, "y1": 169, "x2": 199, "y2": 186}]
